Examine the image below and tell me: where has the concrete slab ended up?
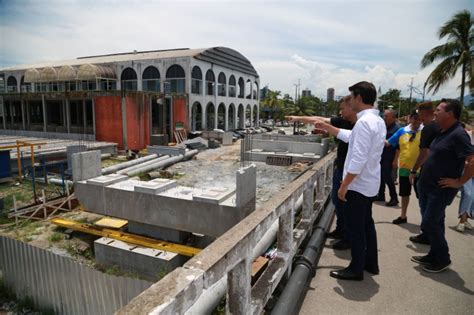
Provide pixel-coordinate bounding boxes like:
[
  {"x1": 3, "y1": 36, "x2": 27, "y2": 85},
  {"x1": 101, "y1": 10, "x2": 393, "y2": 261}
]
[
  {"x1": 193, "y1": 187, "x2": 235, "y2": 204},
  {"x1": 94, "y1": 237, "x2": 185, "y2": 282},
  {"x1": 71, "y1": 150, "x2": 101, "y2": 182},
  {"x1": 86, "y1": 174, "x2": 129, "y2": 186},
  {"x1": 134, "y1": 178, "x2": 177, "y2": 194},
  {"x1": 147, "y1": 145, "x2": 186, "y2": 157},
  {"x1": 300, "y1": 194, "x2": 473, "y2": 315}
]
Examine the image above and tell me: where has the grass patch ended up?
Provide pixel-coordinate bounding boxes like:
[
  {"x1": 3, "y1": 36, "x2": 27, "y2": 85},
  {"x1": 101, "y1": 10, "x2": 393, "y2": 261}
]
[{"x1": 48, "y1": 232, "x2": 63, "y2": 243}]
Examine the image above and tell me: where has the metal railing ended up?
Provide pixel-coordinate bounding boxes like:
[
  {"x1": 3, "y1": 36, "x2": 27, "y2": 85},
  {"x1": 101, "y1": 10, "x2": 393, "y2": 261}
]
[{"x1": 118, "y1": 150, "x2": 336, "y2": 314}]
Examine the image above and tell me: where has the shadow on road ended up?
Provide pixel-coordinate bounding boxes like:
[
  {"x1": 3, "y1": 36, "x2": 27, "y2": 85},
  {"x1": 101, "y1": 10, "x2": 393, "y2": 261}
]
[
  {"x1": 406, "y1": 243, "x2": 430, "y2": 254},
  {"x1": 375, "y1": 221, "x2": 420, "y2": 234},
  {"x1": 414, "y1": 265, "x2": 474, "y2": 296},
  {"x1": 333, "y1": 275, "x2": 380, "y2": 301}
]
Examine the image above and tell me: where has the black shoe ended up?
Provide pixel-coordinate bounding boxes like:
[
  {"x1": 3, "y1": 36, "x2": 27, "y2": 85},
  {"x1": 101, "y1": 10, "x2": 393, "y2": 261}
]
[
  {"x1": 409, "y1": 233, "x2": 430, "y2": 245},
  {"x1": 364, "y1": 265, "x2": 380, "y2": 275},
  {"x1": 423, "y1": 261, "x2": 451, "y2": 273},
  {"x1": 374, "y1": 195, "x2": 385, "y2": 202},
  {"x1": 327, "y1": 229, "x2": 343, "y2": 239},
  {"x1": 411, "y1": 255, "x2": 434, "y2": 266},
  {"x1": 392, "y1": 216, "x2": 407, "y2": 224},
  {"x1": 330, "y1": 268, "x2": 363, "y2": 281},
  {"x1": 385, "y1": 199, "x2": 399, "y2": 207},
  {"x1": 332, "y1": 239, "x2": 351, "y2": 250}
]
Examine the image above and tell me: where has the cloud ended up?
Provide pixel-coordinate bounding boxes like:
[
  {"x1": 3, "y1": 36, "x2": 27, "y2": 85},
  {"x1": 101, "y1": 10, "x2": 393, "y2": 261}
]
[
  {"x1": 255, "y1": 54, "x2": 464, "y2": 100},
  {"x1": 0, "y1": 0, "x2": 470, "y2": 99}
]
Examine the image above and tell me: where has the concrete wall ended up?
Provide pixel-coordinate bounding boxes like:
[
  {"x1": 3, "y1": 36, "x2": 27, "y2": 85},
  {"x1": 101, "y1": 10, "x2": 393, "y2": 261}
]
[
  {"x1": 71, "y1": 150, "x2": 101, "y2": 182},
  {"x1": 251, "y1": 139, "x2": 327, "y2": 155},
  {"x1": 94, "y1": 237, "x2": 185, "y2": 282}
]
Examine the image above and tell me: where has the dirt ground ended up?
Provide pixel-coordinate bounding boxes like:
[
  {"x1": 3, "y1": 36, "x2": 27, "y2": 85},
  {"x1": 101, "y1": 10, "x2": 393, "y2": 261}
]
[{"x1": 167, "y1": 140, "x2": 310, "y2": 205}]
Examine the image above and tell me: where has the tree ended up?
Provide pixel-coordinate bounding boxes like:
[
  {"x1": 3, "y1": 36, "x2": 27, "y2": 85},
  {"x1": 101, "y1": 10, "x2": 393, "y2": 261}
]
[
  {"x1": 260, "y1": 89, "x2": 283, "y2": 119},
  {"x1": 421, "y1": 10, "x2": 473, "y2": 105},
  {"x1": 285, "y1": 96, "x2": 320, "y2": 116}
]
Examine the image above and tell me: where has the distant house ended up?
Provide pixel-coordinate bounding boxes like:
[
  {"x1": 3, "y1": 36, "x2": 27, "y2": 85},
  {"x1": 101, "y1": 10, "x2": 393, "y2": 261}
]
[{"x1": 0, "y1": 47, "x2": 260, "y2": 150}]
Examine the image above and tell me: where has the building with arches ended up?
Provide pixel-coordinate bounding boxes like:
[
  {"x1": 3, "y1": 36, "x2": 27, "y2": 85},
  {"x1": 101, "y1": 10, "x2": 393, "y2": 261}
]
[{"x1": 0, "y1": 47, "x2": 260, "y2": 150}]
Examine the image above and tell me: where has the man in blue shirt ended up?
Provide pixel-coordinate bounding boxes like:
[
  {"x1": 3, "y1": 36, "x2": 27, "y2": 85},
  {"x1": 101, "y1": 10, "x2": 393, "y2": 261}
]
[{"x1": 411, "y1": 99, "x2": 474, "y2": 273}]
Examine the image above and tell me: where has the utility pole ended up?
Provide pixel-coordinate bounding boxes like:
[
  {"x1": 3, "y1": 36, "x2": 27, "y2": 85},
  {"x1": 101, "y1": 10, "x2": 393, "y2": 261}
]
[
  {"x1": 408, "y1": 77, "x2": 414, "y2": 104},
  {"x1": 294, "y1": 84, "x2": 298, "y2": 103}
]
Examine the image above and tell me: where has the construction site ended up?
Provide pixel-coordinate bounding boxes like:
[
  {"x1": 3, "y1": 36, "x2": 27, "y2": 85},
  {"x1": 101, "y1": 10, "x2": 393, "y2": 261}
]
[
  {"x1": 0, "y1": 46, "x2": 339, "y2": 315},
  {"x1": 0, "y1": 121, "x2": 336, "y2": 314}
]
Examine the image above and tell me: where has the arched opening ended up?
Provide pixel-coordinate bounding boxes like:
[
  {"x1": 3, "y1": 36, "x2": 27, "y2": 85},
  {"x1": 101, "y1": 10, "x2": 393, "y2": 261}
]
[
  {"x1": 228, "y1": 103, "x2": 235, "y2": 130},
  {"x1": 217, "y1": 103, "x2": 226, "y2": 130},
  {"x1": 191, "y1": 102, "x2": 203, "y2": 131},
  {"x1": 191, "y1": 66, "x2": 202, "y2": 94},
  {"x1": 218, "y1": 73, "x2": 226, "y2": 97},
  {"x1": 253, "y1": 104, "x2": 258, "y2": 126},
  {"x1": 20, "y1": 76, "x2": 31, "y2": 92},
  {"x1": 238, "y1": 77, "x2": 244, "y2": 98},
  {"x1": 253, "y1": 82, "x2": 258, "y2": 100},
  {"x1": 142, "y1": 66, "x2": 160, "y2": 91},
  {"x1": 206, "y1": 102, "x2": 215, "y2": 130},
  {"x1": 229, "y1": 75, "x2": 236, "y2": 97},
  {"x1": 205, "y1": 70, "x2": 215, "y2": 96},
  {"x1": 246, "y1": 80, "x2": 252, "y2": 99},
  {"x1": 245, "y1": 105, "x2": 251, "y2": 127},
  {"x1": 7, "y1": 76, "x2": 18, "y2": 93},
  {"x1": 165, "y1": 64, "x2": 185, "y2": 93},
  {"x1": 238, "y1": 104, "x2": 245, "y2": 129},
  {"x1": 121, "y1": 67, "x2": 138, "y2": 90}
]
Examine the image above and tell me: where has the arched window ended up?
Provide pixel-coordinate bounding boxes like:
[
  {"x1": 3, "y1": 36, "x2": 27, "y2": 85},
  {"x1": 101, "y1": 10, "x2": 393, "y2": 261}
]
[
  {"x1": 205, "y1": 70, "x2": 215, "y2": 96},
  {"x1": 142, "y1": 66, "x2": 160, "y2": 92},
  {"x1": 20, "y1": 76, "x2": 32, "y2": 93},
  {"x1": 238, "y1": 77, "x2": 244, "y2": 98},
  {"x1": 228, "y1": 75, "x2": 236, "y2": 97},
  {"x1": 246, "y1": 80, "x2": 252, "y2": 99},
  {"x1": 253, "y1": 82, "x2": 258, "y2": 100},
  {"x1": 191, "y1": 66, "x2": 202, "y2": 94},
  {"x1": 7, "y1": 76, "x2": 17, "y2": 93},
  {"x1": 165, "y1": 64, "x2": 185, "y2": 93},
  {"x1": 218, "y1": 72, "x2": 226, "y2": 97},
  {"x1": 121, "y1": 67, "x2": 138, "y2": 91}
]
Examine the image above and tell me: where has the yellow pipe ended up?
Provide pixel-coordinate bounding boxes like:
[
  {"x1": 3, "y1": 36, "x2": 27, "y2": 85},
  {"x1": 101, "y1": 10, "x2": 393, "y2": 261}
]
[{"x1": 50, "y1": 218, "x2": 201, "y2": 257}]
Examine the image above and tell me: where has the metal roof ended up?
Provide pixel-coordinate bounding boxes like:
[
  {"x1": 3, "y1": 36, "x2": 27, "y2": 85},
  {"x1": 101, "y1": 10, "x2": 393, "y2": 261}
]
[{"x1": 0, "y1": 47, "x2": 259, "y2": 78}]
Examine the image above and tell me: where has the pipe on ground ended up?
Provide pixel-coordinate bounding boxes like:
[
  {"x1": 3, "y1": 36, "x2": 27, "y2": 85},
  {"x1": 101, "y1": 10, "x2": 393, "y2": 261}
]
[
  {"x1": 101, "y1": 154, "x2": 158, "y2": 174},
  {"x1": 124, "y1": 150, "x2": 198, "y2": 177},
  {"x1": 271, "y1": 202, "x2": 335, "y2": 315},
  {"x1": 36, "y1": 177, "x2": 74, "y2": 187},
  {"x1": 116, "y1": 155, "x2": 170, "y2": 175}
]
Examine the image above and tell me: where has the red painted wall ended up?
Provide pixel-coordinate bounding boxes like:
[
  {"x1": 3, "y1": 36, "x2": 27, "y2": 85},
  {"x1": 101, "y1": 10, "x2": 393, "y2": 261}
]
[
  {"x1": 94, "y1": 95, "x2": 150, "y2": 151},
  {"x1": 94, "y1": 96, "x2": 123, "y2": 148},
  {"x1": 125, "y1": 95, "x2": 150, "y2": 151}
]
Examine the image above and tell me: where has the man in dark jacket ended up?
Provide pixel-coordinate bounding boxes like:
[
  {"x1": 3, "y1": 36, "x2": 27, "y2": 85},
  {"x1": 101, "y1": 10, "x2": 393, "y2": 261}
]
[{"x1": 375, "y1": 109, "x2": 400, "y2": 206}]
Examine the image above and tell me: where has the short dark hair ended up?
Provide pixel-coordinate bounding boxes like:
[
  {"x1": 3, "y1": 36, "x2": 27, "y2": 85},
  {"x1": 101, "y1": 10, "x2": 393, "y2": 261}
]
[
  {"x1": 348, "y1": 81, "x2": 377, "y2": 105},
  {"x1": 417, "y1": 101, "x2": 433, "y2": 111},
  {"x1": 440, "y1": 98, "x2": 462, "y2": 120}
]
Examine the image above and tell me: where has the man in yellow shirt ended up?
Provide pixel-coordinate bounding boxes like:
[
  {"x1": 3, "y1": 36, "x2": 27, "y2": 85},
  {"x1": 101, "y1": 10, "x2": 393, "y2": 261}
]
[{"x1": 387, "y1": 110, "x2": 422, "y2": 224}]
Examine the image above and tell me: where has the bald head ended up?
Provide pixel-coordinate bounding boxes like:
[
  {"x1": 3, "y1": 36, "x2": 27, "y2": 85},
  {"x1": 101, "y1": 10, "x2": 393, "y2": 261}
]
[{"x1": 384, "y1": 109, "x2": 397, "y2": 126}]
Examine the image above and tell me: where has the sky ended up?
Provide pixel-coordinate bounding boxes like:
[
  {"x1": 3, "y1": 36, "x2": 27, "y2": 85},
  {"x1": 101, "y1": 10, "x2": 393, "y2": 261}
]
[{"x1": 0, "y1": 0, "x2": 472, "y2": 100}]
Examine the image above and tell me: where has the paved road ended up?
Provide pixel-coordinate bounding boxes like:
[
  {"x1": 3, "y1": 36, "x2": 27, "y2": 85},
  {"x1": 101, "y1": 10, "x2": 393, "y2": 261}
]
[{"x1": 300, "y1": 194, "x2": 474, "y2": 315}]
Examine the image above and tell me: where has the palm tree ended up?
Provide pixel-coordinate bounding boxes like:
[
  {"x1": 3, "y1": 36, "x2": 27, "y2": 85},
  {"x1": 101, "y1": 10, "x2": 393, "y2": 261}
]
[
  {"x1": 421, "y1": 10, "x2": 473, "y2": 104},
  {"x1": 261, "y1": 90, "x2": 283, "y2": 118}
]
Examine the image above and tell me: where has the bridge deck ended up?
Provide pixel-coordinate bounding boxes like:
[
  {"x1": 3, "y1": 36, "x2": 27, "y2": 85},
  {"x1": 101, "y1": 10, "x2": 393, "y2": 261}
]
[{"x1": 300, "y1": 193, "x2": 473, "y2": 315}]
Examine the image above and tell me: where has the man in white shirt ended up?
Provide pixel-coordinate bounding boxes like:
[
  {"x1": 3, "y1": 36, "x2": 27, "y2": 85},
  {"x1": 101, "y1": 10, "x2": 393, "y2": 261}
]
[{"x1": 314, "y1": 81, "x2": 386, "y2": 281}]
